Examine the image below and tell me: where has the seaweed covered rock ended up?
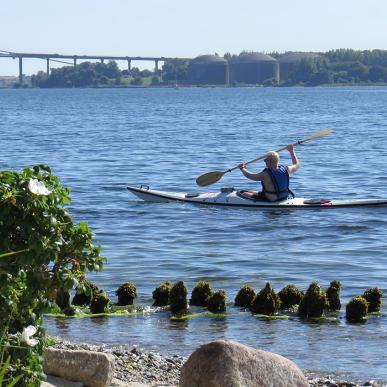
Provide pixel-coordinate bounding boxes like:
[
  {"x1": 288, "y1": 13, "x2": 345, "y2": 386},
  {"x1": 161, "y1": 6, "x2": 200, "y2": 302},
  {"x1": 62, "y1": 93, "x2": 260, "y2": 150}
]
[
  {"x1": 346, "y1": 296, "x2": 368, "y2": 322},
  {"x1": 250, "y1": 283, "x2": 281, "y2": 315},
  {"x1": 326, "y1": 280, "x2": 342, "y2": 311},
  {"x1": 56, "y1": 287, "x2": 71, "y2": 310},
  {"x1": 116, "y1": 282, "x2": 137, "y2": 305},
  {"x1": 190, "y1": 281, "x2": 212, "y2": 307},
  {"x1": 90, "y1": 291, "x2": 110, "y2": 314},
  {"x1": 235, "y1": 285, "x2": 256, "y2": 308},
  {"x1": 278, "y1": 284, "x2": 304, "y2": 309},
  {"x1": 207, "y1": 290, "x2": 227, "y2": 313},
  {"x1": 298, "y1": 282, "x2": 328, "y2": 319},
  {"x1": 72, "y1": 279, "x2": 99, "y2": 306},
  {"x1": 152, "y1": 281, "x2": 171, "y2": 306},
  {"x1": 363, "y1": 287, "x2": 383, "y2": 312},
  {"x1": 169, "y1": 281, "x2": 188, "y2": 313}
]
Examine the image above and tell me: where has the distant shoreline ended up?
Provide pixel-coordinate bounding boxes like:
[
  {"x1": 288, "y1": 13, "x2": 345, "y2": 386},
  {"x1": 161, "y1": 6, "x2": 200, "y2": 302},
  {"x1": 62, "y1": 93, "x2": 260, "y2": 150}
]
[{"x1": 2, "y1": 83, "x2": 387, "y2": 90}]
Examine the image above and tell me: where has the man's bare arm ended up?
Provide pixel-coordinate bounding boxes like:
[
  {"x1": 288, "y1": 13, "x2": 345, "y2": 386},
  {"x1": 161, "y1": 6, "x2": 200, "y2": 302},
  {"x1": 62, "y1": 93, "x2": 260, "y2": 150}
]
[{"x1": 286, "y1": 144, "x2": 300, "y2": 174}]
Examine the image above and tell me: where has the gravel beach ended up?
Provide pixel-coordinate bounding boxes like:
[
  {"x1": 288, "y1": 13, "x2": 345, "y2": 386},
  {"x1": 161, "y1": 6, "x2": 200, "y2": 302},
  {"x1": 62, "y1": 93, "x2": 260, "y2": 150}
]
[{"x1": 50, "y1": 339, "x2": 386, "y2": 387}]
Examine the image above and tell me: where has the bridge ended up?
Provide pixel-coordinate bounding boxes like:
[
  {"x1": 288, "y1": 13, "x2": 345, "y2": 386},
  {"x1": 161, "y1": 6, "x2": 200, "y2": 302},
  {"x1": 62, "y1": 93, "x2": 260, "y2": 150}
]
[{"x1": 0, "y1": 50, "x2": 191, "y2": 83}]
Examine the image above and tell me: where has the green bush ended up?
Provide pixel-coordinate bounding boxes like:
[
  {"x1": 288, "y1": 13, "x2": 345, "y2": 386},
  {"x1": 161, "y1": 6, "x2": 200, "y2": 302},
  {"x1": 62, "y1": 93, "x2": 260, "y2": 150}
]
[
  {"x1": 190, "y1": 281, "x2": 212, "y2": 307},
  {"x1": 234, "y1": 285, "x2": 256, "y2": 308},
  {"x1": 169, "y1": 281, "x2": 188, "y2": 313},
  {"x1": 250, "y1": 283, "x2": 281, "y2": 315},
  {"x1": 116, "y1": 282, "x2": 137, "y2": 305},
  {"x1": 0, "y1": 165, "x2": 105, "y2": 384},
  {"x1": 346, "y1": 296, "x2": 368, "y2": 322},
  {"x1": 363, "y1": 287, "x2": 383, "y2": 312},
  {"x1": 207, "y1": 290, "x2": 227, "y2": 313},
  {"x1": 278, "y1": 284, "x2": 304, "y2": 309},
  {"x1": 152, "y1": 282, "x2": 171, "y2": 306}
]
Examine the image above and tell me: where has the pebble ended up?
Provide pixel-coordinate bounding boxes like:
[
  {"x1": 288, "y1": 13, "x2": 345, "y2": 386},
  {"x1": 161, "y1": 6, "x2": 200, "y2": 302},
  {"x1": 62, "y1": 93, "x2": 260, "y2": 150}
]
[{"x1": 50, "y1": 339, "x2": 386, "y2": 387}]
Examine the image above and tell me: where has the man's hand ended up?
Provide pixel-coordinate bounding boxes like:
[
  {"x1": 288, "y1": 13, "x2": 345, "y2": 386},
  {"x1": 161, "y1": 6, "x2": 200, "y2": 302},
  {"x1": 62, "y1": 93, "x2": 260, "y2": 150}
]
[
  {"x1": 238, "y1": 162, "x2": 246, "y2": 170},
  {"x1": 286, "y1": 144, "x2": 294, "y2": 152}
]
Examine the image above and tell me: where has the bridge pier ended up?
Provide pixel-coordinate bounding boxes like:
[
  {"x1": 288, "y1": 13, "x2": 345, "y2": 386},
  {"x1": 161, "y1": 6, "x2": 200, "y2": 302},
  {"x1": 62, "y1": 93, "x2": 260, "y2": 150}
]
[
  {"x1": 46, "y1": 58, "x2": 50, "y2": 76},
  {"x1": 154, "y1": 60, "x2": 159, "y2": 76},
  {"x1": 73, "y1": 57, "x2": 77, "y2": 67},
  {"x1": 18, "y1": 57, "x2": 23, "y2": 83},
  {"x1": 127, "y1": 59, "x2": 131, "y2": 74}
]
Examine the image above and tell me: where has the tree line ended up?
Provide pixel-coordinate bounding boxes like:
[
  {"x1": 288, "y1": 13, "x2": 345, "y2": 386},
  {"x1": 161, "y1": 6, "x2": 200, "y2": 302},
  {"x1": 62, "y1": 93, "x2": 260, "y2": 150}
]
[
  {"x1": 29, "y1": 49, "x2": 387, "y2": 87},
  {"x1": 279, "y1": 49, "x2": 387, "y2": 86}
]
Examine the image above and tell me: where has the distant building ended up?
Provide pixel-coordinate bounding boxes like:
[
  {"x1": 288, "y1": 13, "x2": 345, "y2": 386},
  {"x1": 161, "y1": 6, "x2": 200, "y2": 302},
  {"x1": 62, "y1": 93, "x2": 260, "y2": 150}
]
[
  {"x1": 188, "y1": 55, "x2": 229, "y2": 85},
  {"x1": 278, "y1": 52, "x2": 320, "y2": 81},
  {"x1": 0, "y1": 76, "x2": 19, "y2": 88},
  {"x1": 230, "y1": 53, "x2": 279, "y2": 85}
]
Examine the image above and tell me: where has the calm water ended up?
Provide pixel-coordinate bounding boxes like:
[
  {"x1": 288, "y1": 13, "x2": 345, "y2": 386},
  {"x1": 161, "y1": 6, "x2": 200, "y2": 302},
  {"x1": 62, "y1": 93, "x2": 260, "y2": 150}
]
[{"x1": 1, "y1": 87, "x2": 387, "y2": 380}]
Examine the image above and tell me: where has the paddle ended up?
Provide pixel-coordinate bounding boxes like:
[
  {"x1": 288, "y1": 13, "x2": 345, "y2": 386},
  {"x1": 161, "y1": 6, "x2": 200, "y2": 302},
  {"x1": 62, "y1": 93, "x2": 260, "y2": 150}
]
[{"x1": 196, "y1": 128, "x2": 333, "y2": 187}]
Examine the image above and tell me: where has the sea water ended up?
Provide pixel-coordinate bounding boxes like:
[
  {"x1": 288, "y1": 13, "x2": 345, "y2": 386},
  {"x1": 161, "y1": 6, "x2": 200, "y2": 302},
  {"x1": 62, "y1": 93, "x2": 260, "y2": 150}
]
[{"x1": 1, "y1": 87, "x2": 387, "y2": 379}]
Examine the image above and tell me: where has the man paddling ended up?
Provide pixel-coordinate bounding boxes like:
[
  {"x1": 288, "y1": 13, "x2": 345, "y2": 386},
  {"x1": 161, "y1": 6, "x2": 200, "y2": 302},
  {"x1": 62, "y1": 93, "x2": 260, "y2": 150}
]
[{"x1": 238, "y1": 144, "x2": 300, "y2": 201}]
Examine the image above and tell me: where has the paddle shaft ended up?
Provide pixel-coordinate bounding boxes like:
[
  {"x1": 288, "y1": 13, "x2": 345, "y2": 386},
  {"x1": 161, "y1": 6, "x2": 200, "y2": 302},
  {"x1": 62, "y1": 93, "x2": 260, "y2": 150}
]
[
  {"x1": 195, "y1": 128, "x2": 333, "y2": 186},
  {"x1": 226, "y1": 129, "x2": 332, "y2": 173}
]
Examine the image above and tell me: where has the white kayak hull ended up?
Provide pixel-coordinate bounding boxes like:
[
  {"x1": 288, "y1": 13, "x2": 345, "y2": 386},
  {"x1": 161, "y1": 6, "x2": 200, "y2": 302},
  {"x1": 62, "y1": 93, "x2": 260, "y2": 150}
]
[{"x1": 127, "y1": 186, "x2": 387, "y2": 209}]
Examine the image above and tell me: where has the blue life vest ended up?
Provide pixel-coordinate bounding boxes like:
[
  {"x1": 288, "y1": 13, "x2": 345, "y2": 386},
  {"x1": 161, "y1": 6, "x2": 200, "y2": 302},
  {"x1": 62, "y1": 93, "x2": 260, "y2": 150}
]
[{"x1": 261, "y1": 165, "x2": 290, "y2": 200}]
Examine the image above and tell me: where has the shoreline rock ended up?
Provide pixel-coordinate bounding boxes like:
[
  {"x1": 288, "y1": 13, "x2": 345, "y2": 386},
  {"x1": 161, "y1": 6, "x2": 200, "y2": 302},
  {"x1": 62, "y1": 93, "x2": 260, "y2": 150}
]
[{"x1": 47, "y1": 338, "x2": 385, "y2": 387}]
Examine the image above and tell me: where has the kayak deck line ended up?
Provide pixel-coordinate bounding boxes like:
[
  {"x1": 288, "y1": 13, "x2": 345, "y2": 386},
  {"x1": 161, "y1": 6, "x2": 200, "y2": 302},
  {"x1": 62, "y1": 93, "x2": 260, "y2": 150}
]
[{"x1": 127, "y1": 186, "x2": 387, "y2": 209}]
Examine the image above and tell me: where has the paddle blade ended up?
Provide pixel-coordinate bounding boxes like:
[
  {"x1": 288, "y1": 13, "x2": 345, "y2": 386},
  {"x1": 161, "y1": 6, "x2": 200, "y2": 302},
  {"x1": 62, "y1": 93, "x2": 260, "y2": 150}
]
[
  {"x1": 196, "y1": 171, "x2": 224, "y2": 186},
  {"x1": 308, "y1": 128, "x2": 333, "y2": 140}
]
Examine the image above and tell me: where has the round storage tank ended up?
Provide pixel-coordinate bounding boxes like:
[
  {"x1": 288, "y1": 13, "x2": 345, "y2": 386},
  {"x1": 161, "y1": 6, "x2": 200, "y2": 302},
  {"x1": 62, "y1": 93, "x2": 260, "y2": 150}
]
[
  {"x1": 188, "y1": 55, "x2": 229, "y2": 85},
  {"x1": 278, "y1": 52, "x2": 320, "y2": 81},
  {"x1": 230, "y1": 53, "x2": 279, "y2": 85}
]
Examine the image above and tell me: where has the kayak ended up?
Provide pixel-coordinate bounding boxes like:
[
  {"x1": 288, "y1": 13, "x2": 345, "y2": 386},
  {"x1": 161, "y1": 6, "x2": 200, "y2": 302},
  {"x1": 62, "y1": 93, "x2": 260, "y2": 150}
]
[{"x1": 127, "y1": 186, "x2": 387, "y2": 209}]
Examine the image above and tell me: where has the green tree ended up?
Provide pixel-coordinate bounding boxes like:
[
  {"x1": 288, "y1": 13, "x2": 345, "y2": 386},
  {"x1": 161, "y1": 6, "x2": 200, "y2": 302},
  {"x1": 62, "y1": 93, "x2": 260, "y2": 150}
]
[
  {"x1": 289, "y1": 58, "x2": 318, "y2": 84},
  {"x1": 347, "y1": 61, "x2": 368, "y2": 81},
  {"x1": 131, "y1": 76, "x2": 143, "y2": 85},
  {"x1": 0, "y1": 165, "x2": 106, "y2": 384},
  {"x1": 368, "y1": 65, "x2": 386, "y2": 82},
  {"x1": 161, "y1": 60, "x2": 189, "y2": 84},
  {"x1": 310, "y1": 69, "x2": 333, "y2": 85}
]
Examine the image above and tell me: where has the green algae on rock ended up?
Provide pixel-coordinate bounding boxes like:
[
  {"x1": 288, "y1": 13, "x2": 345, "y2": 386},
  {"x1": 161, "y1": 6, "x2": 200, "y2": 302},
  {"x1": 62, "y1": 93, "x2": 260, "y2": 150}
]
[
  {"x1": 326, "y1": 280, "x2": 342, "y2": 311},
  {"x1": 116, "y1": 282, "x2": 137, "y2": 305},
  {"x1": 170, "y1": 311, "x2": 227, "y2": 321},
  {"x1": 190, "y1": 281, "x2": 212, "y2": 307},
  {"x1": 152, "y1": 282, "x2": 172, "y2": 306},
  {"x1": 250, "y1": 283, "x2": 281, "y2": 315},
  {"x1": 278, "y1": 284, "x2": 304, "y2": 309},
  {"x1": 346, "y1": 296, "x2": 368, "y2": 322},
  {"x1": 169, "y1": 281, "x2": 188, "y2": 313},
  {"x1": 234, "y1": 285, "x2": 256, "y2": 308},
  {"x1": 298, "y1": 282, "x2": 328, "y2": 319},
  {"x1": 362, "y1": 287, "x2": 383, "y2": 312},
  {"x1": 207, "y1": 290, "x2": 227, "y2": 313},
  {"x1": 254, "y1": 314, "x2": 290, "y2": 320}
]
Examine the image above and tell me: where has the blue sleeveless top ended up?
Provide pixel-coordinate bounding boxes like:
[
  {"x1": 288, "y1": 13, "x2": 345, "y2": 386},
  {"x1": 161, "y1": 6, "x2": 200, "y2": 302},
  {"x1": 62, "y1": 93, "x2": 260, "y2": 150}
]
[{"x1": 261, "y1": 165, "x2": 290, "y2": 200}]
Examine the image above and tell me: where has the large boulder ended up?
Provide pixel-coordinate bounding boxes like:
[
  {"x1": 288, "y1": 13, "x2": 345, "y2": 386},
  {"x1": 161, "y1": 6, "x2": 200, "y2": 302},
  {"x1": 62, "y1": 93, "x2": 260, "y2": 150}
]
[
  {"x1": 43, "y1": 348, "x2": 115, "y2": 387},
  {"x1": 179, "y1": 340, "x2": 308, "y2": 387}
]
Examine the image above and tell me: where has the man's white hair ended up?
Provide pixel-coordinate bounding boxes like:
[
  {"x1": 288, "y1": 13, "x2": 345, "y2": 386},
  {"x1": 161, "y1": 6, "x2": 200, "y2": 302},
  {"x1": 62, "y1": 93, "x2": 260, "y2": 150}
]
[{"x1": 265, "y1": 151, "x2": 279, "y2": 164}]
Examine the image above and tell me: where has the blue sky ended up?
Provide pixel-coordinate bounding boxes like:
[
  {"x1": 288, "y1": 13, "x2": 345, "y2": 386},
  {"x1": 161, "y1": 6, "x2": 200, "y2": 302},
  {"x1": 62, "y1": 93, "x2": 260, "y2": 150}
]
[{"x1": 1, "y1": 0, "x2": 387, "y2": 75}]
